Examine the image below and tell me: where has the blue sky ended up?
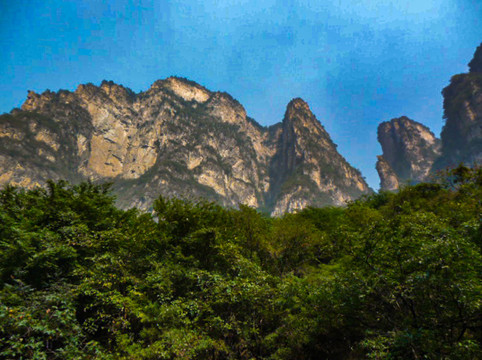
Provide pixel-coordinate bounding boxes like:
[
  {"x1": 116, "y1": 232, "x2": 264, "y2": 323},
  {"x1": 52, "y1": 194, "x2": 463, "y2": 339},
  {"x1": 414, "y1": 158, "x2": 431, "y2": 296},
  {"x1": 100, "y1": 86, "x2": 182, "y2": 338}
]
[{"x1": 1, "y1": 0, "x2": 481, "y2": 189}]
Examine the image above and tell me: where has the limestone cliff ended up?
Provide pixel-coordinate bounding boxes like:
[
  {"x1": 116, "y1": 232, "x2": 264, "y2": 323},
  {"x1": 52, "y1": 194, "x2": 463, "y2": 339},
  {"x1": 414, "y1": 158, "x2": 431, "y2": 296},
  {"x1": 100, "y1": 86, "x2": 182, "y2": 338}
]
[
  {"x1": 375, "y1": 156, "x2": 399, "y2": 191},
  {"x1": 0, "y1": 77, "x2": 371, "y2": 214},
  {"x1": 376, "y1": 117, "x2": 441, "y2": 190},
  {"x1": 376, "y1": 43, "x2": 482, "y2": 190},
  {"x1": 269, "y1": 99, "x2": 370, "y2": 215},
  {"x1": 434, "y1": 44, "x2": 482, "y2": 169}
]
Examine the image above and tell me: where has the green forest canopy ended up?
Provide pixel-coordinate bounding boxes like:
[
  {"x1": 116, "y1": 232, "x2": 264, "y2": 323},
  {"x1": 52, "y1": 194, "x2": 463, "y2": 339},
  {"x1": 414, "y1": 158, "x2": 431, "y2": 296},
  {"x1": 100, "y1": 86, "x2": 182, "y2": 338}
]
[{"x1": 0, "y1": 165, "x2": 481, "y2": 359}]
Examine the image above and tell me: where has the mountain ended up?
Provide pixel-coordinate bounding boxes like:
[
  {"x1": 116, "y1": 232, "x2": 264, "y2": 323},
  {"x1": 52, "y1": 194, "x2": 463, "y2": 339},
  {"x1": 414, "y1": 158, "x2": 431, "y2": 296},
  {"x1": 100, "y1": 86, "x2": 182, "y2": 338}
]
[
  {"x1": 0, "y1": 77, "x2": 371, "y2": 214},
  {"x1": 376, "y1": 43, "x2": 482, "y2": 190},
  {"x1": 434, "y1": 44, "x2": 482, "y2": 170},
  {"x1": 268, "y1": 98, "x2": 370, "y2": 215},
  {"x1": 376, "y1": 117, "x2": 441, "y2": 190}
]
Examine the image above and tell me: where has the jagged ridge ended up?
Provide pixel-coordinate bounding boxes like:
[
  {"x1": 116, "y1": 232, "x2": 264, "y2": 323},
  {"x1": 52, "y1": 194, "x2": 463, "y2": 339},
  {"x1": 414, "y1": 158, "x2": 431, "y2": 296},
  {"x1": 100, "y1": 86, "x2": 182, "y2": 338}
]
[{"x1": 0, "y1": 77, "x2": 371, "y2": 214}]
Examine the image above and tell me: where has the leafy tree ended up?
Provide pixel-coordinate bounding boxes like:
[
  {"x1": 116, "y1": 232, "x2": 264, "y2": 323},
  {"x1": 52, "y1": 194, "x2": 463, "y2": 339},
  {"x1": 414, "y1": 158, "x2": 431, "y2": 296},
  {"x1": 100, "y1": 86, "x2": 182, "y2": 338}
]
[{"x1": 0, "y1": 166, "x2": 480, "y2": 358}]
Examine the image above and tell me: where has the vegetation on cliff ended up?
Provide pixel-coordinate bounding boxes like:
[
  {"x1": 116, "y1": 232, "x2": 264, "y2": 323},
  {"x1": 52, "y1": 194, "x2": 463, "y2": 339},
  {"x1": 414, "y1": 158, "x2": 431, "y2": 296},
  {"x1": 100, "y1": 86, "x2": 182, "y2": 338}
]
[{"x1": 0, "y1": 165, "x2": 481, "y2": 359}]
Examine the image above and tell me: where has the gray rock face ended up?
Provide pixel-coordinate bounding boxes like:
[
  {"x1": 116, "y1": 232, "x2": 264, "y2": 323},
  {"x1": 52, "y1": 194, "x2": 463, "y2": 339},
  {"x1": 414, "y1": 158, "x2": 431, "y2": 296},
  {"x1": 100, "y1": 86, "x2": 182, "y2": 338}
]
[
  {"x1": 0, "y1": 78, "x2": 371, "y2": 214},
  {"x1": 375, "y1": 156, "x2": 399, "y2": 191},
  {"x1": 268, "y1": 99, "x2": 370, "y2": 215},
  {"x1": 376, "y1": 117, "x2": 441, "y2": 190},
  {"x1": 435, "y1": 47, "x2": 482, "y2": 169},
  {"x1": 376, "y1": 43, "x2": 482, "y2": 190}
]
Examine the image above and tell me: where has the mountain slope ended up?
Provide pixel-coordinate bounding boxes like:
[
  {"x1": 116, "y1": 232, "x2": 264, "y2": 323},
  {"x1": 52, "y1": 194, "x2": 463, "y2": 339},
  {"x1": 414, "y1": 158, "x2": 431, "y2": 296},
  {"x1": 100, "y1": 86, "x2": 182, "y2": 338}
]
[
  {"x1": 376, "y1": 43, "x2": 482, "y2": 190},
  {"x1": 269, "y1": 99, "x2": 370, "y2": 215},
  {"x1": 376, "y1": 117, "x2": 441, "y2": 190},
  {"x1": 0, "y1": 77, "x2": 371, "y2": 214},
  {"x1": 434, "y1": 44, "x2": 482, "y2": 169}
]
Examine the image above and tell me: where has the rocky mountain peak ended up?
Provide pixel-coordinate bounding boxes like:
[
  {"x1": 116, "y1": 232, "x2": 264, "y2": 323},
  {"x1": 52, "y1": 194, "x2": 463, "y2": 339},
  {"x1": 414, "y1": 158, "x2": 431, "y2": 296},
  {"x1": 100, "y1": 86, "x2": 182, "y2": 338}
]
[
  {"x1": 435, "y1": 48, "x2": 482, "y2": 169},
  {"x1": 286, "y1": 97, "x2": 311, "y2": 114},
  {"x1": 284, "y1": 98, "x2": 320, "y2": 126},
  {"x1": 468, "y1": 43, "x2": 482, "y2": 73},
  {"x1": 149, "y1": 76, "x2": 212, "y2": 103},
  {"x1": 74, "y1": 83, "x2": 102, "y2": 97},
  {"x1": 376, "y1": 116, "x2": 440, "y2": 190},
  {"x1": 375, "y1": 43, "x2": 482, "y2": 189},
  {"x1": 22, "y1": 90, "x2": 56, "y2": 111},
  {"x1": 100, "y1": 80, "x2": 135, "y2": 103},
  {"x1": 268, "y1": 98, "x2": 371, "y2": 215},
  {"x1": 378, "y1": 117, "x2": 438, "y2": 148},
  {"x1": 282, "y1": 97, "x2": 327, "y2": 138},
  {"x1": 1, "y1": 77, "x2": 372, "y2": 215}
]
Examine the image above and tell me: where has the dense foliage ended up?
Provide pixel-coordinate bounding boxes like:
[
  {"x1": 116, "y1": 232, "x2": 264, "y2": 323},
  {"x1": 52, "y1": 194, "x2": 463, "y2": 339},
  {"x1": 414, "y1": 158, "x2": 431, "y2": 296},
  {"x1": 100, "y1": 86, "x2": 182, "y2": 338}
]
[{"x1": 0, "y1": 166, "x2": 481, "y2": 359}]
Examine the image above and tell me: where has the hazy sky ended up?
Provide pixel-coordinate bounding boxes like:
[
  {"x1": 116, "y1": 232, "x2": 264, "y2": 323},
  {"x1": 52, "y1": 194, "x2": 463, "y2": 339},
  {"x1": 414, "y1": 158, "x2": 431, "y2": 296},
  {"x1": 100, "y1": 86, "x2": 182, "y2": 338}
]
[{"x1": 1, "y1": 0, "x2": 481, "y2": 188}]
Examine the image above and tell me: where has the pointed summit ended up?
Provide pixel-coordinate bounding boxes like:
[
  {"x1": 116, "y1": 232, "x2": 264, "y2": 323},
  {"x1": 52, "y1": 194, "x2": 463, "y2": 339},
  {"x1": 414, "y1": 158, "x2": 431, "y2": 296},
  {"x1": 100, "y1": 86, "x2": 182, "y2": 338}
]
[
  {"x1": 1, "y1": 78, "x2": 371, "y2": 215},
  {"x1": 286, "y1": 97, "x2": 310, "y2": 113},
  {"x1": 282, "y1": 97, "x2": 328, "y2": 140},
  {"x1": 468, "y1": 43, "x2": 482, "y2": 73},
  {"x1": 268, "y1": 98, "x2": 371, "y2": 215},
  {"x1": 284, "y1": 98, "x2": 317, "y2": 124}
]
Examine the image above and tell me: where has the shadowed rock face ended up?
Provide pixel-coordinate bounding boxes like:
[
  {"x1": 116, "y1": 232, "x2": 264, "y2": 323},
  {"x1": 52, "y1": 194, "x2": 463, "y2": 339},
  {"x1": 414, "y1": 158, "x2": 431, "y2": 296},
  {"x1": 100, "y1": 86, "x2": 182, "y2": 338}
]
[
  {"x1": 468, "y1": 43, "x2": 482, "y2": 74},
  {"x1": 376, "y1": 117, "x2": 441, "y2": 190},
  {"x1": 375, "y1": 44, "x2": 482, "y2": 190},
  {"x1": 0, "y1": 78, "x2": 371, "y2": 215},
  {"x1": 376, "y1": 156, "x2": 399, "y2": 191},
  {"x1": 435, "y1": 44, "x2": 482, "y2": 170}
]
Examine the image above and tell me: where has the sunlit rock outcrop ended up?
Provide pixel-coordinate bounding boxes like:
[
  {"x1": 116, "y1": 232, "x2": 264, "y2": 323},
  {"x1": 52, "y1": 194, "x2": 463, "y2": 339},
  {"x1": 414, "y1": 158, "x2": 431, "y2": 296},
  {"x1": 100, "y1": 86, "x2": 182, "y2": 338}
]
[{"x1": 0, "y1": 78, "x2": 371, "y2": 214}]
